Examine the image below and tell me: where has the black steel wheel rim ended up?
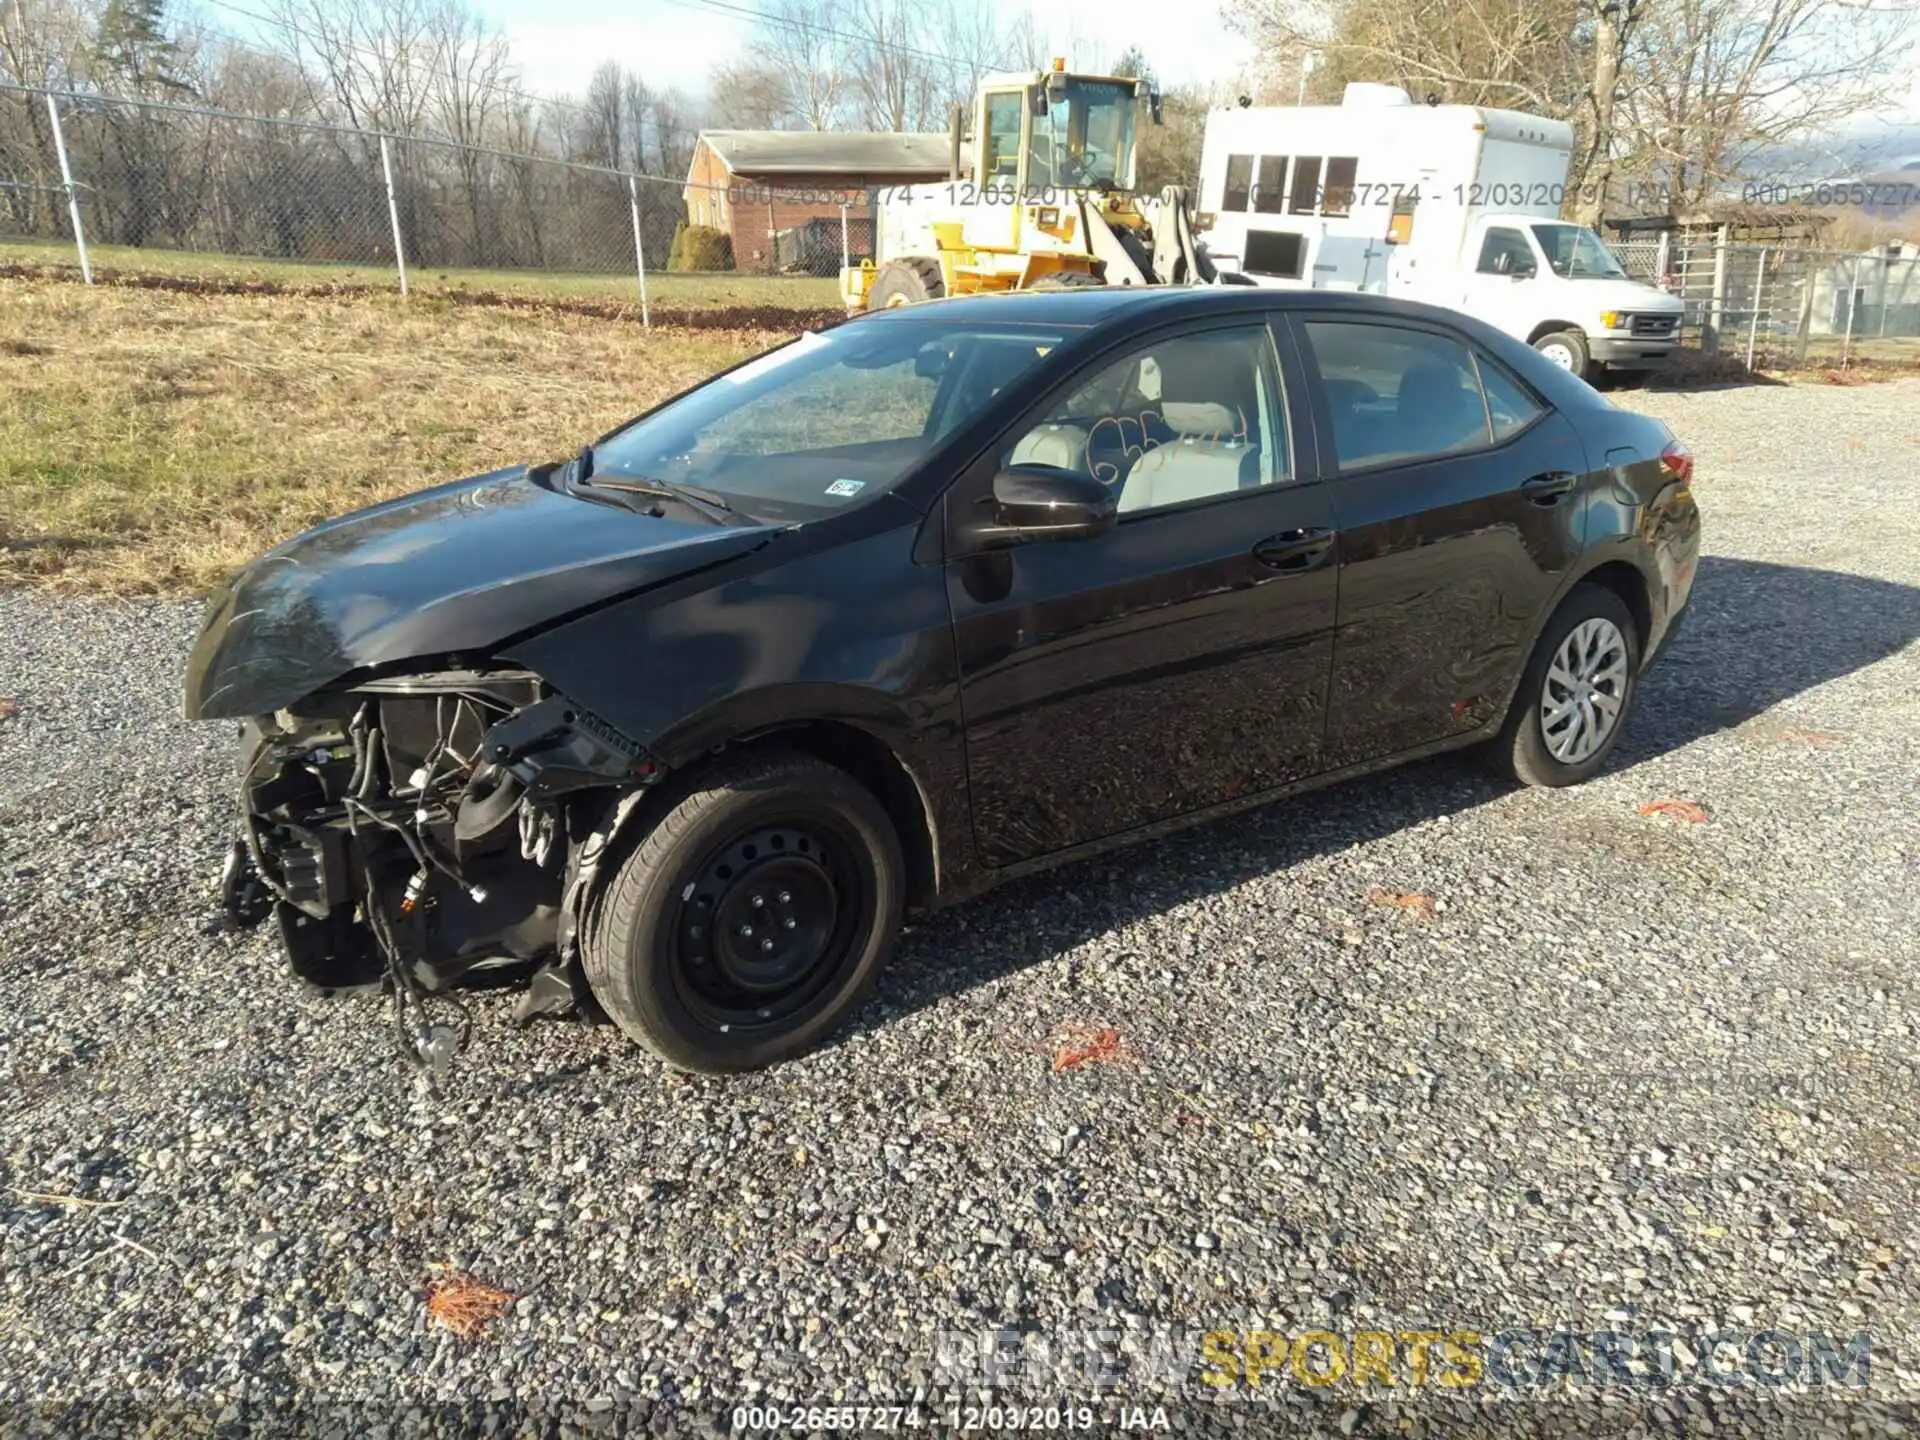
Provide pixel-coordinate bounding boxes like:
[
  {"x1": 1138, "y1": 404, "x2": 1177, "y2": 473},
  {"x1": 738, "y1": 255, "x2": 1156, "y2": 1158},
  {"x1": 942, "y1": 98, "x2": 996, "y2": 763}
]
[{"x1": 671, "y1": 817, "x2": 870, "y2": 1033}]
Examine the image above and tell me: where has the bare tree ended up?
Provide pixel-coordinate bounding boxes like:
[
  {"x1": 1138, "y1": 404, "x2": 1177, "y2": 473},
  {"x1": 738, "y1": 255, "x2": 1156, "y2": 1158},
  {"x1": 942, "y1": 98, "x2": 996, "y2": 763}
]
[
  {"x1": 706, "y1": 58, "x2": 793, "y2": 129},
  {"x1": 1622, "y1": 0, "x2": 1918, "y2": 208},
  {"x1": 746, "y1": 0, "x2": 847, "y2": 129}
]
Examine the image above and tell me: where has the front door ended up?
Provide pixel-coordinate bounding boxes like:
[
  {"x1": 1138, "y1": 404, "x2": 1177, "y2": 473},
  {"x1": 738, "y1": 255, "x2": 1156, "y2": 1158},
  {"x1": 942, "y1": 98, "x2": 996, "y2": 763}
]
[
  {"x1": 965, "y1": 87, "x2": 1027, "y2": 253},
  {"x1": 945, "y1": 320, "x2": 1340, "y2": 868},
  {"x1": 1458, "y1": 223, "x2": 1542, "y2": 339},
  {"x1": 1290, "y1": 313, "x2": 1592, "y2": 766}
]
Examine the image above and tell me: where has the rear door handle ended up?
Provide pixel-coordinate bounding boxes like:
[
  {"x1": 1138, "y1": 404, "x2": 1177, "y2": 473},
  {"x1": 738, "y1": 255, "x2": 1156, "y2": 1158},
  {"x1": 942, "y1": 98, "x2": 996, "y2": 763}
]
[
  {"x1": 1253, "y1": 526, "x2": 1335, "y2": 572},
  {"x1": 1522, "y1": 471, "x2": 1578, "y2": 505}
]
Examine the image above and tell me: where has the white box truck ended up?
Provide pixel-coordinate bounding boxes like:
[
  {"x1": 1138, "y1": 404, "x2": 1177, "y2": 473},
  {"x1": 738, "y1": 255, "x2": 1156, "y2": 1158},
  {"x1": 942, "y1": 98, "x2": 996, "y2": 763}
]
[{"x1": 1195, "y1": 85, "x2": 1684, "y2": 383}]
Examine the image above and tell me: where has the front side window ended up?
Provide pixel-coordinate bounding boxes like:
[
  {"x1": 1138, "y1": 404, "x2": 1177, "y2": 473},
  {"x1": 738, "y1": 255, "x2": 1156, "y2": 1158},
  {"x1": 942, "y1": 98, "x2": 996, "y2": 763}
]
[
  {"x1": 1302, "y1": 321, "x2": 1494, "y2": 469},
  {"x1": 1031, "y1": 78, "x2": 1136, "y2": 189},
  {"x1": 1003, "y1": 325, "x2": 1290, "y2": 515},
  {"x1": 1530, "y1": 223, "x2": 1627, "y2": 279},
  {"x1": 1476, "y1": 226, "x2": 1534, "y2": 275},
  {"x1": 982, "y1": 91, "x2": 1023, "y2": 180},
  {"x1": 594, "y1": 321, "x2": 1066, "y2": 521}
]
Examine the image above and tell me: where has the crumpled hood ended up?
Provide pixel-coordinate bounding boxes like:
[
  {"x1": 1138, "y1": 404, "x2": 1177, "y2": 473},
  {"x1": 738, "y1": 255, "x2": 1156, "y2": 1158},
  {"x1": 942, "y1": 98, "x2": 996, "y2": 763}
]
[{"x1": 184, "y1": 465, "x2": 775, "y2": 719}]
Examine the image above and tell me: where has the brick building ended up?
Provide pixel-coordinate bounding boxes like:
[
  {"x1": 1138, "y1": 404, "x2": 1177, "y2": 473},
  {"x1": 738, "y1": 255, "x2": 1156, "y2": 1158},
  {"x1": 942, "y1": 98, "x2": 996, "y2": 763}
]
[{"x1": 684, "y1": 131, "x2": 957, "y2": 273}]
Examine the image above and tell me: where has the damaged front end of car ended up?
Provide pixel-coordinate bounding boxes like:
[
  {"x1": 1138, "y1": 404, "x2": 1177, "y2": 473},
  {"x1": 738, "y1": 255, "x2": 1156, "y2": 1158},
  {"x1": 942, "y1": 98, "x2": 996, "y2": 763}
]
[{"x1": 222, "y1": 670, "x2": 664, "y2": 1087}]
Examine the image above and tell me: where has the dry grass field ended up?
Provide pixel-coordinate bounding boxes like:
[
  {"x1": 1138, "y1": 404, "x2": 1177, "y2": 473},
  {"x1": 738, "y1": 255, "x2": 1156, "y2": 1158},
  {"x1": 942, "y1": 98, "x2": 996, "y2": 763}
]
[{"x1": 0, "y1": 277, "x2": 791, "y2": 592}]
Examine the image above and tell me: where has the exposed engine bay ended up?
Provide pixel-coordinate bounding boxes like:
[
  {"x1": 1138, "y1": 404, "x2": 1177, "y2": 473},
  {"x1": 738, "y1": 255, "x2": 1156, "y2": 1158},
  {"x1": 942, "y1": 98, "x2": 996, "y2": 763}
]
[{"x1": 221, "y1": 671, "x2": 662, "y2": 1087}]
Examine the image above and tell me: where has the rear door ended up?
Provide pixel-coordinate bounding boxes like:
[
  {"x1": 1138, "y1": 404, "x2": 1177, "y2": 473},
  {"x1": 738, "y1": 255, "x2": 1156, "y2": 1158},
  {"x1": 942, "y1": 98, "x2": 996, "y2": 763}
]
[
  {"x1": 1289, "y1": 312, "x2": 1592, "y2": 766},
  {"x1": 945, "y1": 318, "x2": 1339, "y2": 868}
]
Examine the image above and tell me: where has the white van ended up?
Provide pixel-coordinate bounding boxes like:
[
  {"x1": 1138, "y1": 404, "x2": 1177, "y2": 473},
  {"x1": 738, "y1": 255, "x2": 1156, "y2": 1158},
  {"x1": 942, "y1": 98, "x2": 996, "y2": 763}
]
[{"x1": 1195, "y1": 85, "x2": 1684, "y2": 383}]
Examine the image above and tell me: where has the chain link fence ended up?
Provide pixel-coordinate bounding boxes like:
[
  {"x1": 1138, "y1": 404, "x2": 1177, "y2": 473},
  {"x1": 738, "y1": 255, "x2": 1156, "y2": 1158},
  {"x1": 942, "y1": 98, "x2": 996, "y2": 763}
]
[
  {"x1": 0, "y1": 82, "x2": 879, "y2": 312},
  {"x1": 1614, "y1": 233, "x2": 1920, "y2": 369}
]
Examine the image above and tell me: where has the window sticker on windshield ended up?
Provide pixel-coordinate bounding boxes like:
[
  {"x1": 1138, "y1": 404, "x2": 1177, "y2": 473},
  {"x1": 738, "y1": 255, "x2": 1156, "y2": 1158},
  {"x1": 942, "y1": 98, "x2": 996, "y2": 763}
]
[{"x1": 825, "y1": 479, "x2": 866, "y2": 497}]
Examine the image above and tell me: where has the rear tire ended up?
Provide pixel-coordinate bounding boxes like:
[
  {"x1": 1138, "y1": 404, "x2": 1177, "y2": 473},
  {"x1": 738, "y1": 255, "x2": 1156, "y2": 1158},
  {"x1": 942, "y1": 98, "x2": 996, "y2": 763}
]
[
  {"x1": 1532, "y1": 328, "x2": 1591, "y2": 380},
  {"x1": 1031, "y1": 271, "x2": 1104, "y2": 289},
  {"x1": 583, "y1": 752, "x2": 904, "y2": 1073},
  {"x1": 866, "y1": 257, "x2": 945, "y2": 309},
  {"x1": 1491, "y1": 583, "x2": 1642, "y2": 788}
]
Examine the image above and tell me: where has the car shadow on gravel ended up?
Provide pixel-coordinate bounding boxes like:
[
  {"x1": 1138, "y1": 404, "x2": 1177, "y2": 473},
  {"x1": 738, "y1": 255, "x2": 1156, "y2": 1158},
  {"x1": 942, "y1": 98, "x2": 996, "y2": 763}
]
[{"x1": 855, "y1": 556, "x2": 1920, "y2": 1034}]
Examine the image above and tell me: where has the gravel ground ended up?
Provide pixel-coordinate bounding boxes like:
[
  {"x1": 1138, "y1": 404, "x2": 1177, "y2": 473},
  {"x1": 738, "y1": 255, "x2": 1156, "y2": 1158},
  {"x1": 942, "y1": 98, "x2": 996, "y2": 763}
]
[{"x1": 2, "y1": 377, "x2": 1918, "y2": 1438}]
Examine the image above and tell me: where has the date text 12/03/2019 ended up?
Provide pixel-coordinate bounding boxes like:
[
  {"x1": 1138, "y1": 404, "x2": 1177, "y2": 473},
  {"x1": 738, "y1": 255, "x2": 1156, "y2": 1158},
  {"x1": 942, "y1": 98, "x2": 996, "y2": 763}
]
[{"x1": 729, "y1": 1403, "x2": 1172, "y2": 1432}]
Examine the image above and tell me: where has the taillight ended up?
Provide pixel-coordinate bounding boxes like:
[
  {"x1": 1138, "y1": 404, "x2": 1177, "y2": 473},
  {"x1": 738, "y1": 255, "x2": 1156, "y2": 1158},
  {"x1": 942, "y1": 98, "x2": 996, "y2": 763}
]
[{"x1": 1659, "y1": 439, "x2": 1693, "y2": 487}]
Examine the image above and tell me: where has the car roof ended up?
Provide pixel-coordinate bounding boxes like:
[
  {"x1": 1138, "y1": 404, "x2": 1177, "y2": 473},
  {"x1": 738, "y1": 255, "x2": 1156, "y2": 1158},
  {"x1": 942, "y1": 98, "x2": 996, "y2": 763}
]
[{"x1": 849, "y1": 284, "x2": 1472, "y2": 332}]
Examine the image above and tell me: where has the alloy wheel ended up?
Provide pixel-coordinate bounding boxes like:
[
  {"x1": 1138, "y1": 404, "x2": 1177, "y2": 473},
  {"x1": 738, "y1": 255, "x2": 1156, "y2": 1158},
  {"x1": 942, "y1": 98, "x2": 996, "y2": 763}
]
[{"x1": 1539, "y1": 616, "x2": 1629, "y2": 764}]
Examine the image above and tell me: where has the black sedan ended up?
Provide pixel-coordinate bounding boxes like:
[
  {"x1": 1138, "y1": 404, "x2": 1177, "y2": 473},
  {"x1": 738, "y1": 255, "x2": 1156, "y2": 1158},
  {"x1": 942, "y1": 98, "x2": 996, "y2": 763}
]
[{"x1": 185, "y1": 287, "x2": 1700, "y2": 1076}]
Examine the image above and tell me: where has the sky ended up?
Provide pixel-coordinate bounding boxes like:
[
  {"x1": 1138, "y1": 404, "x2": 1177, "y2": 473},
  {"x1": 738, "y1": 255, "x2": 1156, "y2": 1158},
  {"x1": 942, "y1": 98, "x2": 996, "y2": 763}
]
[{"x1": 480, "y1": 0, "x2": 1255, "y2": 104}]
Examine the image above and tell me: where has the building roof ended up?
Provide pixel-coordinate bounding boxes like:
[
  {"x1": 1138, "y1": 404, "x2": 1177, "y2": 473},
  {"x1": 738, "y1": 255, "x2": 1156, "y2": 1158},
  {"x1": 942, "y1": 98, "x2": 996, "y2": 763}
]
[{"x1": 696, "y1": 130, "x2": 959, "y2": 178}]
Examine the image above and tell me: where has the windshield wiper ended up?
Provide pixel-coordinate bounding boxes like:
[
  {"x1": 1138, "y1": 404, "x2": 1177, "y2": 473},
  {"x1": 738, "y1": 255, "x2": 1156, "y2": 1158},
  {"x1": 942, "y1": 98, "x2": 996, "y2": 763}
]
[
  {"x1": 555, "y1": 441, "x2": 739, "y2": 522},
  {"x1": 581, "y1": 473, "x2": 737, "y2": 525}
]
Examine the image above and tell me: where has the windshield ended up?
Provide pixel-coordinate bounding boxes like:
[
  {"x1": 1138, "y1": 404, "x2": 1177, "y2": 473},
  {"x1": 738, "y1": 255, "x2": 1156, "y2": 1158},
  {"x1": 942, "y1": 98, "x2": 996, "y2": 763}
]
[
  {"x1": 1530, "y1": 223, "x2": 1627, "y2": 280},
  {"x1": 1029, "y1": 79, "x2": 1137, "y2": 190},
  {"x1": 591, "y1": 321, "x2": 1067, "y2": 521}
]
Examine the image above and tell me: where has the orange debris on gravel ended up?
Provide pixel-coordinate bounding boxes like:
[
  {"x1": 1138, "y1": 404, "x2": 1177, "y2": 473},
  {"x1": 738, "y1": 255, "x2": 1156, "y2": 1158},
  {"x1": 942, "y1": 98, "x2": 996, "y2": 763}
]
[
  {"x1": 1364, "y1": 886, "x2": 1437, "y2": 918},
  {"x1": 1050, "y1": 1022, "x2": 1132, "y2": 1074},
  {"x1": 425, "y1": 1272, "x2": 515, "y2": 1339},
  {"x1": 1639, "y1": 798, "x2": 1710, "y2": 824}
]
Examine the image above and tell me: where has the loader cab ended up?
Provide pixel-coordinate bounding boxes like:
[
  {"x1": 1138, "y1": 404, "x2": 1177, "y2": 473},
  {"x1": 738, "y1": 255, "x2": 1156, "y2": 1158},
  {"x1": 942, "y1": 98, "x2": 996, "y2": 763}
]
[{"x1": 973, "y1": 67, "x2": 1146, "y2": 198}]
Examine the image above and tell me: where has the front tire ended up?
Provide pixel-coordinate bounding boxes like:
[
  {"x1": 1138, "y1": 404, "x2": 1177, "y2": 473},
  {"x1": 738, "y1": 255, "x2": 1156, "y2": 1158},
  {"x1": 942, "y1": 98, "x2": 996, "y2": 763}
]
[
  {"x1": 583, "y1": 752, "x2": 904, "y2": 1073},
  {"x1": 1492, "y1": 584, "x2": 1641, "y2": 787},
  {"x1": 1532, "y1": 328, "x2": 1591, "y2": 379}
]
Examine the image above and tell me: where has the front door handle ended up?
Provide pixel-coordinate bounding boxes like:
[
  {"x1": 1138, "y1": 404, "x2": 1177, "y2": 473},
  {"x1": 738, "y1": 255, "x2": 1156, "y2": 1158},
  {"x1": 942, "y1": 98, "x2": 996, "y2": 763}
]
[
  {"x1": 1522, "y1": 471, "x2": 1578, "y2": 505},
  {"x1": 1253, "y1": 526, "x2": 1335, "y2": 572}
]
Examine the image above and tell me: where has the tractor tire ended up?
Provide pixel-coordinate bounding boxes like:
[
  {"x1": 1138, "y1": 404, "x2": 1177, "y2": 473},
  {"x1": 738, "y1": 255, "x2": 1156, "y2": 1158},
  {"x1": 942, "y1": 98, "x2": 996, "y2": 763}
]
[
  {"x1": 866, "y1": 257, "x2": 945, "y2": 310},
  {"x1": 1031, "y1": 271, "x2": 1105, "y2": 289}
]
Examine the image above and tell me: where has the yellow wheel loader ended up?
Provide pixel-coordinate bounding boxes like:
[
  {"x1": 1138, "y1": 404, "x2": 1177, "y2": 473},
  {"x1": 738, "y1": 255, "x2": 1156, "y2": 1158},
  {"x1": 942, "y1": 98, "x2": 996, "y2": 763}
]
[{"x1": 840, "y1": 61, "x2": 1237, "y2": 311}]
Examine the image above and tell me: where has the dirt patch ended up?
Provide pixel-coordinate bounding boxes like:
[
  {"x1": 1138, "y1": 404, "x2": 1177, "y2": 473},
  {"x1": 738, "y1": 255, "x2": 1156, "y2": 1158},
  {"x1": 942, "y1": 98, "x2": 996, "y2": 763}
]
[{"x1": 0, "y1": 261, "x2": 850, "y2": 335}]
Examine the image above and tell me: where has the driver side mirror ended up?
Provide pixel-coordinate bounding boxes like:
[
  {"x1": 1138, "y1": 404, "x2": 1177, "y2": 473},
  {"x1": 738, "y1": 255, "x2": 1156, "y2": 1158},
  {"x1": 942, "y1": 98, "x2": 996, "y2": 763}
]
[
  {"x1": 983, "y1": 466, "x2": 1117, "y2": 545},
  {"x1": 1492, "y1": 250, "x2": 1535, "y2": 279},
  {"x1": 1027, "y1": 83, "x2": 1049, "y2": 117}
]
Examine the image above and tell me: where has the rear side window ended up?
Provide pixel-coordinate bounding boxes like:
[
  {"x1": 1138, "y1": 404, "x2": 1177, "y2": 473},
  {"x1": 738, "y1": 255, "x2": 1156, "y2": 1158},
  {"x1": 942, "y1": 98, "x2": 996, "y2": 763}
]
[
  {"x1": 1321, "y1": 157, "x2": 1357, "y2": 215},
  {"x1": 1475, "y1": 356, "x2": 1544, "y2": 442},
  {"x1": 1223, "y1": 154, "x2": 1253, "y2": 211},
  {"x1": 1289, "y1": 156, "x2": 1321, "y2": 214},
  {"x1": 1254, "y1": 155, "x2": 1287, "y2": 213},
  {"x1": 1244, "y1": 230, "x2": 1306, "y2": 279},
  {"x1": 1302, "y1": 321, "x2": 1494, "y2": 469}
]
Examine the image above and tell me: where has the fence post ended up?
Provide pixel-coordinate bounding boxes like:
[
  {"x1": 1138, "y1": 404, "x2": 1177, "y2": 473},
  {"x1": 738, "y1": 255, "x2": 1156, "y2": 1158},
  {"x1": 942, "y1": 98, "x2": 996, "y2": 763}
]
[
  {"x1": 1841, "y1": 255, "x2": 1860, "y2": 367},
  {"x1": 839, "y1": 200, "x2": 850, "y2": 273},
  {"x1": 1745, "y1": 247, "x2": 1767, "y2": 372},
  {"x1": 378, "y1": 134, "x2": 409, "y2": 297},
  {"x1": 44, "y1": 92, "x2": 92, "y2": 285},
  {"x1": 1704, "y1": 224, "x2": 1728, "y2": 354},
  {"x1": 627, "y1": 174, "x2": 651, "y2": 330}
]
